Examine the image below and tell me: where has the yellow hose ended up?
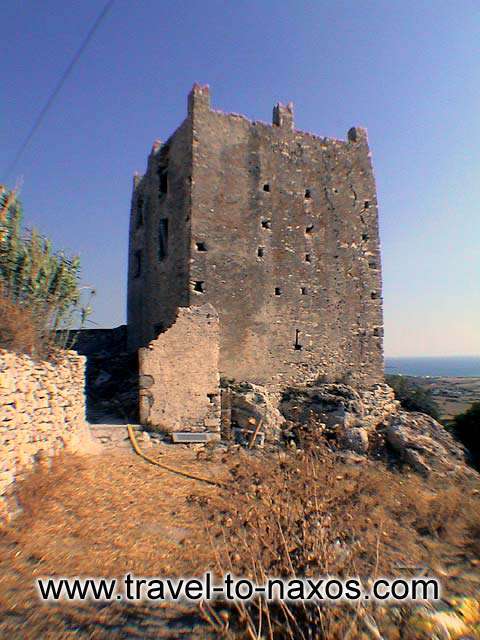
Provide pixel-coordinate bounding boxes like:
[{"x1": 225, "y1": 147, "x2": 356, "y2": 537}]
[{"x1": 127, "y1": 424, "x2": 226, "y2": 488}]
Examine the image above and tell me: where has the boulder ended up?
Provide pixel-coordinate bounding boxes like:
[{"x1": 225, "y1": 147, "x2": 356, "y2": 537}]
[
  {"x1": 385, "y1": 411, "x2": 470, "y2": 477},
  {"x1": 227, "y1": 382, "x2": 285, "y2": 443},
  {"x1": 338, "y1": 426, "x2": 370, "y2": 454}
]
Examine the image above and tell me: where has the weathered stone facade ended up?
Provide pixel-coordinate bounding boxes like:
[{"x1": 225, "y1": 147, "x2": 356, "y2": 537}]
[
  {"x1": 128, "y1": 85, "x2": 384, "y2": 389},
  {"x1": 0, "y1": 349, "x2": 92, "y2": 518},
  {"x1": 138, "y1": 304, "x2": 221, "y2": 433}
]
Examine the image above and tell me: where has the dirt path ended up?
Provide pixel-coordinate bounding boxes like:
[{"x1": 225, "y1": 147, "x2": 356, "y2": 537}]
[{"x1": 0, "y1": 448, "x2": 228, "y2": 639}]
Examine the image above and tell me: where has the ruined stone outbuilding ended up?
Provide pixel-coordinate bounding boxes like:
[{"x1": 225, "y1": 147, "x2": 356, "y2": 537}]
[
  {"x1": 138, "y1": 304, "x2": 220, "y2": 433},
  {"x1": 126, "y1": 85, "x2": 384, "y2": 434}
]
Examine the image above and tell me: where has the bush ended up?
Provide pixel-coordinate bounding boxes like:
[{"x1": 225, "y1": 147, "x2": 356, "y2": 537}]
[
  {"x1": 0, "y1": 185, "x2": 92, "y2": 358},
  {"x1": 451, "y1": 402, "x2": 480, "y2": 469},
  {"x1": 386, "y1": 374, "x2": 441, "y2": 420},
  {"x1": 203, "y1": 447, "x2": 480, "y2": 639}
]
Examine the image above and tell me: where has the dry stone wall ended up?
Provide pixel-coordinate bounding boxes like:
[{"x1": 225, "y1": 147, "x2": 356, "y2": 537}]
[
  {"x1": 138, "y1": 304, "x2": 221, "y2": 434},
  {"x1": 0, "y1": 349, "x2": 91, "y2": 517}
]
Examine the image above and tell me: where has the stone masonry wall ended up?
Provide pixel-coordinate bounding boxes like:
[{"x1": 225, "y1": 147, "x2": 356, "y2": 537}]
[
  {"x1": 189, "y1": 86, "x2": 383, "y2": 389},
  {"x1": 127, "y1": 85, "x2": 384, "y2": 389},
  {"x1": 127, "y1": 117, "x2": 192, "y2": 350},
  {"x1": 138, "y1": 304, "x2": 220, "y2": 433},
  {"x1": 0, "y1": 349, "x2": 90, "y2": 517}
]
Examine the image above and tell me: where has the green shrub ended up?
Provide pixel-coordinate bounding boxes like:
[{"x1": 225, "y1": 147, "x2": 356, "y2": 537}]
[
  {"x1": 386, "y1": 374, "x2": 441, "y2": 421},
  {"x1": 451, "y1": 402, "x2": 480, "y2": 469},
  {"x1": 0, "y1": 185, "x2": 92, "y2": 357}
]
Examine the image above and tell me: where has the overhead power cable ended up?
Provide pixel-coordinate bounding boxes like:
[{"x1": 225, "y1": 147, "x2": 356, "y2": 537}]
[{"x1": 2, "y1": 0, "x2": 115, "y2": 183}]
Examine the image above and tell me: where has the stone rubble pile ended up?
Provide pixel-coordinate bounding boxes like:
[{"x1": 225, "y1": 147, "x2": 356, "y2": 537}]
[{"x1": 275, "y1": 382, "x2": 471, "y2": 477}]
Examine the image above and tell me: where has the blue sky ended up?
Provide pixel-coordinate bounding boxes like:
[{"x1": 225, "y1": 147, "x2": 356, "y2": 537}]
[{"x1": 3, "y1": 1, "x2": 479, "y2": 356}]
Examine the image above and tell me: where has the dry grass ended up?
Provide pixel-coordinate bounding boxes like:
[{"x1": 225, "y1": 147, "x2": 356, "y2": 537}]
[
  {"x1": 0, "y1": 444, "x2": 478, "y2": 639},
  {"x1": 201, "y1": 445, "x2": 480, "y2": 639},
  {"x1": 0, "y1": 293, "x2": 67, "y2": 360},
  {"x1": 0, "y1": 294, "x2": 40, "y2": 356},
  {"x1": 0, "y1": 449, "x2": 226, "y2": 639}
]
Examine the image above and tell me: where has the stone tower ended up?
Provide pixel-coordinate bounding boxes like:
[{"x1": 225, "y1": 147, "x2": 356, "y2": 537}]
[{"x1": 127, "y1": 84, "x2": 384, "y2": 389}]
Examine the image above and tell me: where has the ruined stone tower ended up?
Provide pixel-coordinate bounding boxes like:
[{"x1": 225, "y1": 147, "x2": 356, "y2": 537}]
[{"x1": 127, "y1": 84, "x2": 384, "y2": 391}]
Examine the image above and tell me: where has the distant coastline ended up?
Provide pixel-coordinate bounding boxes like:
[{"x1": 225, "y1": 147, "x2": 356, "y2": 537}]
[{"x1": 385, "y1": 356, "x2": 480, "y2": 377}]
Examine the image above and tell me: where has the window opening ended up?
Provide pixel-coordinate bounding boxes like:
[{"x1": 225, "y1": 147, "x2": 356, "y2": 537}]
[
  {"x1": 134, "y1": 250, "x2": 142, "y2": 278},
  {"x1": 158, "y1": 218, "x2": 169, "y2": 261},
  {"x1": 294, "y1": 329, "x2": 303, "y2": 350}
]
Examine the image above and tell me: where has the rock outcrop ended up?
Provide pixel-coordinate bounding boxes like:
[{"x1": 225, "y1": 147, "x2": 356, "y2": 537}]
[
  {"x1": 223, "y1": 382, "x2": 285, "y2": 445},
  {"x1": 385, "y1": 411, "x2": 469, "y2": 477},
  {"x1": 281, "y1": 383, "x2": 399, "y2": 453},
  {"x1": 279, "y1": 382, "x2": 472, "y2": 477}
]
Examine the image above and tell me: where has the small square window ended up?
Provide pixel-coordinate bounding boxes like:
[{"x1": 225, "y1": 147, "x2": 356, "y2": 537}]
[
  {"x1": 274, "y1": 287, "x2": 282, "y2": 296},
  {"x1": 193, "y1": 281, "x2": 205, "y2": 293},
  {"x1": 263, "y1": 183, "x2": 270, "y2": 192},
  {"x1": 305, "y1": 224, "x2": 314, "y2": 234},
  {"x1": 261, "y1": 219, "x2": 271, "y2": 229},
  {"x1": 301, "y1": 287, "x2": 307, "y2": 295},
  {"x1": 257, "y1": 247, "x2": 264, "y2": 258},
  {"x1": 304, "y1": 189, "x2": 311, "y2": 199},
  {"x1": 196, "y1": 241, "x2": 207, "y2": 252},
  {"x1": 364, "y1": 200, "x2": 370, "y2": 209},
  {"x1": 305, "y1": 253, "x2": 311, "y2": 263}
]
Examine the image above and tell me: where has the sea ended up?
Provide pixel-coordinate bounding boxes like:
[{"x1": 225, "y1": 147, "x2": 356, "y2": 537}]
[{"x1": 385, "y1": 356, "x2": 480, "y2": 378}]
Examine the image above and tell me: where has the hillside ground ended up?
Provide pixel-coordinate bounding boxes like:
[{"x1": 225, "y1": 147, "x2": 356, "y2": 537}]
[
  {"x1": 0, "y1": 444, "x2": 479, "y2": 639},
  {"x1": 409, "y1": 376, "x2": 480, "y2": 422}
]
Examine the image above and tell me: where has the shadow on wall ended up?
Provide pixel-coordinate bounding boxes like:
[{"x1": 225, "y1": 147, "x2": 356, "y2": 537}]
[{"x1": 68, "y1": 326, "x2": 139, "y2": 424}]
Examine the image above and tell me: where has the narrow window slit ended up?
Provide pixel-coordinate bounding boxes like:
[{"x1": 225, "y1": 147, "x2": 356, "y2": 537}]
[
  {"x1": 364, "y1": 200, "x2": 370, "y2": 209},
  {"x1": 301, "y1": 287, "x2": 307, "y2": 295},
  {"x1": 135, "y1": 197, "x2": 144, "y2": 228},
  {"x1": 158, "y1": 218, "x2": 169, "y2": 261},
  {"x1": 305, "y1": 253, "x2": 311, "y2": 263},
  {"x1": 294, "y1": 329, "x2": 303, "y2": 350},
  {"x1": 304, "y1": 189, "x2": 311, "y2": 199},
  {"x1": 134, "y1": 250, "x2": 142, "y2": 278},
  {"x1": 158, "y1": 168, "x2": 168, "y2": 195},
  {"x1": 257, "y1": 247, "x2": 264, "y2": 258}
]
